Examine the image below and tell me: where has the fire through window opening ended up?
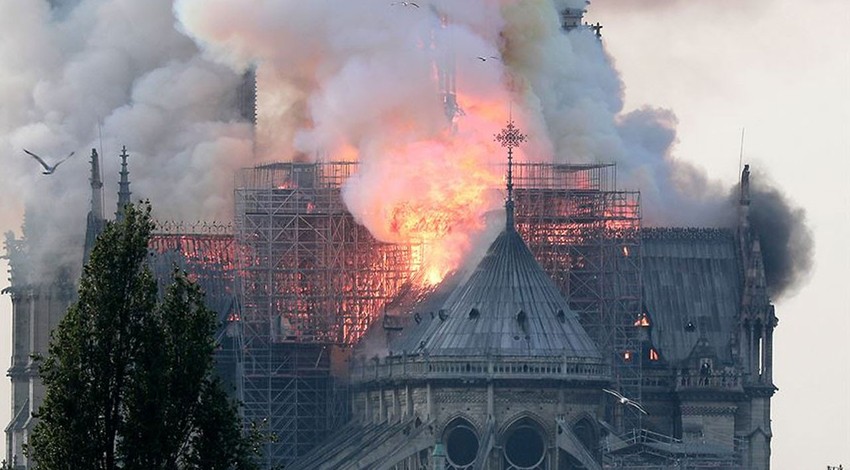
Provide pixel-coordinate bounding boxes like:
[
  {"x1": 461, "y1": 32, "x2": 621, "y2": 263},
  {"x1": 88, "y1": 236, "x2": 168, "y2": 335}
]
[{"x1": 634, "y1": 313, "x2": 650, "y2": 327}]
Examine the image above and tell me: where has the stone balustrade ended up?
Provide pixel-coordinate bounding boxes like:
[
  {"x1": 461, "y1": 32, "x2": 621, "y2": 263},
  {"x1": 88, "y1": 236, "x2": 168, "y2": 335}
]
[
  {"x1": 675, "y1": 370, "x2": 743, "y2": 392},
  {"x1": 351, "y1": 354, "x2": 609, "y2": 384}
]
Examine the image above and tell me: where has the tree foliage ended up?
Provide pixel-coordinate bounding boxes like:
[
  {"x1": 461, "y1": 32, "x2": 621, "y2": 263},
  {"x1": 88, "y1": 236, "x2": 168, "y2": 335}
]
[{"x1": 28, "y1": 203, "x2": 257, "y2": 470}]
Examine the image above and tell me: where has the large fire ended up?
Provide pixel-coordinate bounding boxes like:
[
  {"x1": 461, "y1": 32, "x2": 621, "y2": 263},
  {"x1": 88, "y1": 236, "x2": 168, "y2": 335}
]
[
  {"x1": 343, "y1": 101, "x2": 516, "y2": 286},
  {"x1": 177, "y1": 0, "x2": 549, "y2": 287}
]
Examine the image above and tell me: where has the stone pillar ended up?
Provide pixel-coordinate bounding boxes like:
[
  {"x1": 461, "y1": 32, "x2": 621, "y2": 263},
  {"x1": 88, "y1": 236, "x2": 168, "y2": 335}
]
[
  {"x1": 392, "y1": 387, "x2": 401, "y2": 422},
  {"x1": 405, "y1": 384, "x2": 414, "y2": 417},
  {"x1": 379, "y1": 386, "x2": 386, "y2": 422},
  {"x1": 764, "y1": 325, "x2": 773, "y2": 384},
  {"x1": 739, "y1": 322, "x2": 750, "y2": 376},
  {"x1": 741, "y1": 395, "x2": 772, "y2": 470},
  {"x1": 487, "y1": 382, "x2": 494, "y2": 419},
  {"x1": 364, "y1": 389, "x2": 372, "y2": 422},
  {"x1": 7, "y1": 288, "x2": 30, "y2": 466},
  {"x1": 749, "y1": 323, "x2": 759, "y2": 381},
  {"x1": 426, "y1": 382, "x2": 433, "y2": 420}
]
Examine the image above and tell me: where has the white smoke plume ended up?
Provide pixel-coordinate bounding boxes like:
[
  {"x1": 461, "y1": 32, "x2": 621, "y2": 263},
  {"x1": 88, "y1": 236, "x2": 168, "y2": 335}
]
[
  {"x1": 0, "y1": 0, "x2": 255, "y2": 277},
  {"x1": 1, "y1": 0, "x2": 811, "y2": 295},
  {"x1": 174, "y1": 0, "x2": 738, "y2": 275}
]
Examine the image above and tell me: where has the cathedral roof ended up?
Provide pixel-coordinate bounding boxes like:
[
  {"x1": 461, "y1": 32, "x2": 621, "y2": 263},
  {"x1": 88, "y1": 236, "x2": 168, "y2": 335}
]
[
  {"x1": 395, "y1": 228, "x2": 601, "y2": 359},
  {"x1": 640, "y1": 228, "x2": 743, "y2": 365}
]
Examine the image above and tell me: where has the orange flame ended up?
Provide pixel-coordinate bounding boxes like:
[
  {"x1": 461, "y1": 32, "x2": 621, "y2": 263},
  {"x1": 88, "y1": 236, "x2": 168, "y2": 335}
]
[{"x1": 340, "y1": 94, "x2": 517, "y2": 286}]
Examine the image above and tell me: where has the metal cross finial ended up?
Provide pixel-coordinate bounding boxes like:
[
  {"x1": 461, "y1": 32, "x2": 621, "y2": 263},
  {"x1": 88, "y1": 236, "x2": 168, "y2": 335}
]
[
  {"x1": 495, "y1": 119, "x2": 526, "y2": 231},
  {"x1": 495, "y1": 120, "x2": 527, "y2": 151}
]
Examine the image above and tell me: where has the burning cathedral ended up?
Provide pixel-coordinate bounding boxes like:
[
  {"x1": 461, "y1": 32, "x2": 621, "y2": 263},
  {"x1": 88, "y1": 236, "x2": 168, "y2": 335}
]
[{"x1": 2, "y1": 2, "x2": 792, "y2": 470}]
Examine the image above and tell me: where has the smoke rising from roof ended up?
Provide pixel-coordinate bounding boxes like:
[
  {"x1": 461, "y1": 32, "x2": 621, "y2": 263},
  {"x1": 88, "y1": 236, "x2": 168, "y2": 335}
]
[
  {"x1": 748, "y1": 173, "x2": 815, "y2": 300},
  {"x1": 0, "y1": 0, "x2": 255, "y2": 277},
  {"x1": 0, "y1": 0, "x2": 813, "y2": 298},
  {"x1": 174, "y1": 0, "x2": 812, "y2": 296}
]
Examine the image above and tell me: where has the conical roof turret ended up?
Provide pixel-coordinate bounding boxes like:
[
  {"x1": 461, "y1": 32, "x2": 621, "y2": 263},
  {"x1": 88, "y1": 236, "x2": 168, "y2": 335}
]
[
  {"x1": 115, "y1": 146, "x2": 131, "y2": 221},
  {"x1": 411, "y1": 229, "x2": 601, "y2": 358},
  {"x1": 83, "y1": 149, "x2": 105, "y2": 264},
  {"x1": 395, "y1": 120, "x2": 600, "y2": 359}
]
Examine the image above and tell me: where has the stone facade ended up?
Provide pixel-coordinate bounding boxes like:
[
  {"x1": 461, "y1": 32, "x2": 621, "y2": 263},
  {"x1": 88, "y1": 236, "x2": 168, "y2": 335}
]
[{"x1": 4, "y1": 271, "x2": 74, "y2": 469}]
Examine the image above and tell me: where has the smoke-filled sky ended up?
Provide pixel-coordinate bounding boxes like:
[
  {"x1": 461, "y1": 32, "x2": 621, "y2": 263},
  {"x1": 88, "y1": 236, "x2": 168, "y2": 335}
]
[{"x1": 0, "y1": 0, "x2": 846, "y2": 468}]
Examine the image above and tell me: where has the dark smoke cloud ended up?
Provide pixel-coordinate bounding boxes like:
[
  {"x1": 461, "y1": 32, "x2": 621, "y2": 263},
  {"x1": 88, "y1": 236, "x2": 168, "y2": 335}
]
[{"x1": 747, "y1": 172, "x2": 815, "y2": 300}]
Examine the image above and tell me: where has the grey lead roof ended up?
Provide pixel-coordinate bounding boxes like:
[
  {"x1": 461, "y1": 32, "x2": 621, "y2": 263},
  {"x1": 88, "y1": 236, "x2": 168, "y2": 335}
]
[
  {"x1": 641, "y1": 228, "x2": 742, "y2": 365},
  {"x1": 394, "y1": 228, "x2": 600, "y2": 359}
]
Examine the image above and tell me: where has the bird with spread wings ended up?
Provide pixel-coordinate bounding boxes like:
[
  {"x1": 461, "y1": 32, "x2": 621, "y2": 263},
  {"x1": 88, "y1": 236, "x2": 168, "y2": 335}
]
[
  {"x1": 603, "y1": 388, "x2": 648, "y2": 415},
  {"x1": 23, "y1": 149, "x2": 75, "y2": 175}
]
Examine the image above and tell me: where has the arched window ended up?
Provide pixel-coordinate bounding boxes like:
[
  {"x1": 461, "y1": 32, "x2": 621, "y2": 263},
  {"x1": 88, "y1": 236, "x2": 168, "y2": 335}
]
[
  {"x1": 571, "y1": 416, "x2": 598, "y2": 459},
  {"x1": 502, "y1": 418, "x2": 547, "y2": 469},
  {"x1": 444, "y1": 419, "x2": 479, "y2": 470}
]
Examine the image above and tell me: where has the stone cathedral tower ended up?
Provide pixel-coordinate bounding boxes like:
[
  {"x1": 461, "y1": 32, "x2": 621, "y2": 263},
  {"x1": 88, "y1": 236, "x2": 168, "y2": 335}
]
[{"x1": 3, "y1": 149, "x2": 124, "y2": 468}]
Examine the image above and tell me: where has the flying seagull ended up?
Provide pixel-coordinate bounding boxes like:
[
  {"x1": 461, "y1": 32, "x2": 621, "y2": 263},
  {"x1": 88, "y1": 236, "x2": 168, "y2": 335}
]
[
  {"x1": 476, "y1": 55, "x2": 500, "y2": 62},
  {"x1": 23, "y1": 149, "x2": 75, "y2": 175},
  {"x1": 603, "y1": 388, "x2": 648, "y2": 415},
  {"x1": 391, "y1": 1, "x2": 420, "y2": 7}
]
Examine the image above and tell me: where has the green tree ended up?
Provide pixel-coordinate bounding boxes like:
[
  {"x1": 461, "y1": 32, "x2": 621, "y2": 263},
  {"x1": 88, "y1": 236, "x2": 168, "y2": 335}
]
[{"x1": 28, "y1": 203, "x2": 257, "y2": 470}]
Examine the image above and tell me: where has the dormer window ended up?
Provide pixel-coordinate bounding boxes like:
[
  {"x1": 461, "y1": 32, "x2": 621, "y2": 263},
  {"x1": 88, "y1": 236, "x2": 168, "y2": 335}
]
[
  {"x1": 468, "y1": 308, "x2": 480, "y2": 319},
  {"x1": 516, "y1": 310, "x2": 527, "y2": 324},
  {"x1": 516, "y1": 310, "x2": 527, "y2": 332},
  {"x1": 634, "y1": 313, "x2": 650, "y2": 327},
  {"x1": 556, "y1": 309, "x2": 566, "y2": 323},
  {"x1": 649, "y1": 348, "x2": 660, "y2": 361}
]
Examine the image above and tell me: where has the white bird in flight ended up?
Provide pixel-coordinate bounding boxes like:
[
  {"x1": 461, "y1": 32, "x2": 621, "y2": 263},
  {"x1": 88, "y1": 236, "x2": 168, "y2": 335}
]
[
  {"x1": 23, "y1": 149, "x2": 75, "y2": 175},
  {"x1": 603, "y1": 388, "x2": 648, "y2": 415},
  {"x1": 391, "y1": 1, "x2": 419, "y2": 7}
]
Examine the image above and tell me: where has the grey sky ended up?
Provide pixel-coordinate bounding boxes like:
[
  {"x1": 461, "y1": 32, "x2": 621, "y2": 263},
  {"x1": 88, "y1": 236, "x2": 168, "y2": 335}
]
[{"x1": 586, "y1": 0, "x2": 850, "y2": 467}]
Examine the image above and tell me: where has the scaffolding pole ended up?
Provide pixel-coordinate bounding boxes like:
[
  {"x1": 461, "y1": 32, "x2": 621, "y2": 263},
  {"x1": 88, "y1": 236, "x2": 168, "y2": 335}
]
[
  {"x1": 234, "y1": 162, "x2": 416, "y2": 468},
  {"x1": 512, "y1": 163, "x2": 643, "y2": 434}
]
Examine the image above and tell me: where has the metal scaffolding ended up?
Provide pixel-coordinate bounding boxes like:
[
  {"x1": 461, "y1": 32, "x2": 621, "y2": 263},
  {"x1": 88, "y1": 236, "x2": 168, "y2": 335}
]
[
  {"x1": 148, "y1": 223, "x2": 242, "y2": 392},
  {"x1": 234, "y1": 162, "x2": 417, "y2": 467},
  {"x1": 152, "y1": 162, "x2": 643, "y2": 467},
  {"x1": 512, "y1": 162, "x2": 644, "y2": 434}
]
